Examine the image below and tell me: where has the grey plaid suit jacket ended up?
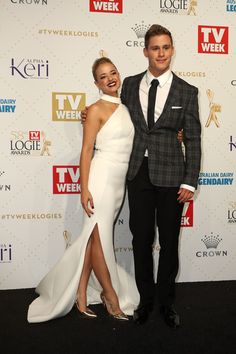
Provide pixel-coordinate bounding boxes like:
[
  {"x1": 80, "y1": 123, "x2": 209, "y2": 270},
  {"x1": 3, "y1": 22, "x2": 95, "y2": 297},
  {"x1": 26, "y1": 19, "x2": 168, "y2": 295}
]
[{"x1": 121, "y1": 71, "x2": 201, "y2": 188}]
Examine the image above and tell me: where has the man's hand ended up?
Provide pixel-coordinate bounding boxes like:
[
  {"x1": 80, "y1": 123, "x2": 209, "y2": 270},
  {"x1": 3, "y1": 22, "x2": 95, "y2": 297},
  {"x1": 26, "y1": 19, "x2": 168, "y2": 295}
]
[
  {"x1": 177, "y1": 188, "x2": 193, "y2": 203},
  {"x1": 80, "y1": 106, "x2": 88, "y2": 124}
]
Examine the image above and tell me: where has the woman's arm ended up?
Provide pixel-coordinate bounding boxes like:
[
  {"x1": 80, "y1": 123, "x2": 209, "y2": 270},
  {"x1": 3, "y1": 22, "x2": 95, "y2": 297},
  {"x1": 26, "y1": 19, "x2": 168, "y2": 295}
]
[{"x1": 80, "y1": 104, "x2": 101, "y2": 217}]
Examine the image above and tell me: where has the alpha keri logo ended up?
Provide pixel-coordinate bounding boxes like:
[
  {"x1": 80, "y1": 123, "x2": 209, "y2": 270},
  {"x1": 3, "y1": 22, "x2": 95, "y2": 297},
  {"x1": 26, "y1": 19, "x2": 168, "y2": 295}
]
[
  {"x1": 10, "y1": 58, "x2": 49, "y2": 79},
  {"x1": 52, "y1": 93, "x2": 85, "y2": 122},
  {"x1": 53, "y1": 166, "x2": 81, "y2": 194},
  {"x1": 89, "y1": 0, "x2": 122, "y2": 13},
  {"x1": 198, "y1": 26, "x2": 228, "y2": 54},
  {"x1": 0, "y1": 244, "x2": 12, "y2": 263}
]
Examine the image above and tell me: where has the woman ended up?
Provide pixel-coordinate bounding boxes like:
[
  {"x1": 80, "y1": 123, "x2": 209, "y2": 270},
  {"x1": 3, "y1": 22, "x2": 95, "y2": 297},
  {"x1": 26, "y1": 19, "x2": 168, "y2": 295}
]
[{"x1": 27, "y1": 57, "x2": 139, "y2": 323}]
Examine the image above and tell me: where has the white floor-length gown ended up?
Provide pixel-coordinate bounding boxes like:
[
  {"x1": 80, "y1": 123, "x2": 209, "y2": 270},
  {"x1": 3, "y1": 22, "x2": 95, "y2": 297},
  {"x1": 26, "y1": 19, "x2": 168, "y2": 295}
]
[{"x1": 27, "y1": 94, "x2": 139, "y2": 323}]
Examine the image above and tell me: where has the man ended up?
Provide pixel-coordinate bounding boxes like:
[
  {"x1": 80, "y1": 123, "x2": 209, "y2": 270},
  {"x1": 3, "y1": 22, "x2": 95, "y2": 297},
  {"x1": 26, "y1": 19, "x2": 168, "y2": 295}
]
[{"x1": 120, "y1": 24, "x2": 201, "y2": 328}]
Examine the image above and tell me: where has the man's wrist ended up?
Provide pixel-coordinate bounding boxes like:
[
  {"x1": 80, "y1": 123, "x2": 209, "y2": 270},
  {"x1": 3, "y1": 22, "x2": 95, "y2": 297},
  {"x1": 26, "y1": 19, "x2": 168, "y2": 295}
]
[{"x1": 180, "y1": 184, "x2": 195, "y2": 193}]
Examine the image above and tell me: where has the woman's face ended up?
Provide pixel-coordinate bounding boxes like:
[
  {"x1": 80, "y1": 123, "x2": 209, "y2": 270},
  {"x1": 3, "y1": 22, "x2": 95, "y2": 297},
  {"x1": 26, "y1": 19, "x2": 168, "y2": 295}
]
[{"x1": 95, "y1": 62, "x2": 121, "y2": 96}]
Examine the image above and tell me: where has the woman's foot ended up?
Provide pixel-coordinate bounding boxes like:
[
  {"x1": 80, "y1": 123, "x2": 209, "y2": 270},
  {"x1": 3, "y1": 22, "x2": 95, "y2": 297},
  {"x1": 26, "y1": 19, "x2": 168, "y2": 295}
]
[
  {"x1": 75, "y1": 300, "x2": 97, "y2": 318},
  {"x1": 76, "y1": 292, "x2": 97, "y2": 318},
  {"x1": 100, "y1": 292, "x2": 129, "y2": 321}
]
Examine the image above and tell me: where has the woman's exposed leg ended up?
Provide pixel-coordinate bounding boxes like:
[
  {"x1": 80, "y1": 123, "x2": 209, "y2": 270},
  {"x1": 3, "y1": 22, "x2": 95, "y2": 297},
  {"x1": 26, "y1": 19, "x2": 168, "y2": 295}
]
[
  {"x1": 90, "y1": 224, "x2": 123, "y2": 315},
  {"x1": 76, "y1": 237, "x2": 92, "y2": 312},
  {"x1": 77, "y1": 224, "x2": 125, "y2": 316}
]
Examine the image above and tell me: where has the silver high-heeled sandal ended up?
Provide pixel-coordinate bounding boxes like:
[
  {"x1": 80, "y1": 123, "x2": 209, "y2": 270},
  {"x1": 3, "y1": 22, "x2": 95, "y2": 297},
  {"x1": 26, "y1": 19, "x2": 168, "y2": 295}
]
[
  {"x1": 100, "y1": 293, "x2": 129, "y2": 321},
  {"x1": 75, "y1": 300, "x2": 97, "y2": 319}
]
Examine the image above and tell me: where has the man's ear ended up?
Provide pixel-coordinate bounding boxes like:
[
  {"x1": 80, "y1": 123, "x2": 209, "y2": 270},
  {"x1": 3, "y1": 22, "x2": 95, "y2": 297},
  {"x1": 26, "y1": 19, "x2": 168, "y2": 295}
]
[{"x1": 143, "y1": 47, "x2": 148, "y2": 58}]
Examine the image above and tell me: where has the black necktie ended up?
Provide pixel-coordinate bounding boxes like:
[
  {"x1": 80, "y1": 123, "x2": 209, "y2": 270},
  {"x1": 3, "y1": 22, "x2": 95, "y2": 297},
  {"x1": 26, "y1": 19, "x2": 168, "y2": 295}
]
[{"x1": 147, "y1": 79, "x2": 159, "y2": 130}]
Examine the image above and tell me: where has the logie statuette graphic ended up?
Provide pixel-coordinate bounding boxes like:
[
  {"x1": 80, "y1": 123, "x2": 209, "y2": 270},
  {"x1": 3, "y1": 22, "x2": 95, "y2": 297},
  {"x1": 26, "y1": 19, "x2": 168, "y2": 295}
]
[{"x1": 205, "y1": 89, "x2": 221, "y2": 128}]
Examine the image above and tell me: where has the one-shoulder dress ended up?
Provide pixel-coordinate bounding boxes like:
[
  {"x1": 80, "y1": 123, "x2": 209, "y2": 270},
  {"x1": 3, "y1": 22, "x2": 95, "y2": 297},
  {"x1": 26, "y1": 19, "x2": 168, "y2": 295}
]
[{"x1": 27, "y1": 95, "x2": 139, "y2": 323}]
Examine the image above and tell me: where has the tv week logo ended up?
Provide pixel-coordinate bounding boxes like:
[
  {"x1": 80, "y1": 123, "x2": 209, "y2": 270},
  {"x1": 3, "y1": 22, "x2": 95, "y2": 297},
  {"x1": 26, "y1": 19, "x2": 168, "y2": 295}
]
[
  {"x1": 29, "y1": 131, "x2": 40, "y2": 140},
  {"x1": 181, "y1": 200, "x2": 193, "y2": 227},
  {"x1": 90, "y1": 0, "x2": 122, "y2": 13},
  {"x1": 53, "y1": 166, "x2": 81, "y2": 194},
  {"x1": 198, "y1": 26, "x2": 228, "y2": 54},
  {"x1": 52, "y1": 92, "x2": 85, "y2": 122}
]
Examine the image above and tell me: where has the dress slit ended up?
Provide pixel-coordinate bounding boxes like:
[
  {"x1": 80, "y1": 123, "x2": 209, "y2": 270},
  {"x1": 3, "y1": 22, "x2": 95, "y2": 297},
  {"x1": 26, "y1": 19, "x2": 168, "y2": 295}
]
[{"x1": 84, "y1": 222, "x2": 115, "y2": 292}]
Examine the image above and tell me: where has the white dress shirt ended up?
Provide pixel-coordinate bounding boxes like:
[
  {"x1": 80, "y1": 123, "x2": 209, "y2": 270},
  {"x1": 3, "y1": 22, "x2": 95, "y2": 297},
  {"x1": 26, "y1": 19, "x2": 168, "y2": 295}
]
[{"x1": 139, "y1": 69, "x2": 195, "y2": 193}]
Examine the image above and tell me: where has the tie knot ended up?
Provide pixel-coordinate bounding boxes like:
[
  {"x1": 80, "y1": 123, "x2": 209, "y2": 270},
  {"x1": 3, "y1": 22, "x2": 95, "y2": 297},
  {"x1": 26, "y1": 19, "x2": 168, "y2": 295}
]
[{"x1": 151, "y1": 79, "x2": 159, "y2": 87}]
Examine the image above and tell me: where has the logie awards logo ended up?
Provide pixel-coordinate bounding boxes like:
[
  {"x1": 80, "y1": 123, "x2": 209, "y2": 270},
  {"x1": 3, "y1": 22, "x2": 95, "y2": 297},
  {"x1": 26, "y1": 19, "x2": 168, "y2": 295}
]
[
  {"x1": 10, "y1": 131, "x2": 51, "y2": 156},
  {"x1": 159, "y1": 0, "x2": 197, "y2": 15}
]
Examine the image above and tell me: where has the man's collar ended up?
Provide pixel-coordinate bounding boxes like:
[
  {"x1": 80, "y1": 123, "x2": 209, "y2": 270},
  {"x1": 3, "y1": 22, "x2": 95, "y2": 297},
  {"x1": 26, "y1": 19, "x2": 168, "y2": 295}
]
[{"x1": 146, "y1": 69, "x2": 172, "y2": 87}]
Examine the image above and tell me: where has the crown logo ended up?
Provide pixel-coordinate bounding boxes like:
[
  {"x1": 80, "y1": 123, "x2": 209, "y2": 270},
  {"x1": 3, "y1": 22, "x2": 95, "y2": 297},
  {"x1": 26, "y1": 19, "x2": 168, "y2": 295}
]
[
  {"x1": 132, "y1": 21, "x2": 151, "y2": 39},
  {"x1": 201, "y1": 233, "x2": 222, "y2": 249},
  {"x1": 0, "y1": 171, "x2": 5, "y2": 177}
]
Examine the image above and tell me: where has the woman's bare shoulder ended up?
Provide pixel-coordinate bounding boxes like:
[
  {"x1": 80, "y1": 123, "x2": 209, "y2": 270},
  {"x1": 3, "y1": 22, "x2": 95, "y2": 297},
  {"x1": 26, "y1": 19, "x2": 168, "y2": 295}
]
[{"x1": 87, "y1": 100, "x2": 104, "y2": 116}]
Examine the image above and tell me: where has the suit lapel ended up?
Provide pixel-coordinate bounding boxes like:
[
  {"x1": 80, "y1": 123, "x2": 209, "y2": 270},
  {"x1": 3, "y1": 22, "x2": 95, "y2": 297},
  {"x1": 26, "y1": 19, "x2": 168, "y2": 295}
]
[
  {"x1": 129, "y1": 72, "x2": 181, "y2": 130},
  {"x1": 131, "y1": 71, "x2": 148, "y2": 131},
  {"x1": 154, "y1": 73, "x2": 180, "y2": 127}
]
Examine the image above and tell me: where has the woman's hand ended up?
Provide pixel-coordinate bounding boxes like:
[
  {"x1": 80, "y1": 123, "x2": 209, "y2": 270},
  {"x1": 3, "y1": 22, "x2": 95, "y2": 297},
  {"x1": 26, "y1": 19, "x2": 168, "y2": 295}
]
[
  {"x1": 177, "y1": 129, "x2": 184, "y2": 143},
  {"x1": 81, "y1": 189, "x2": 94, "y2": 217}
]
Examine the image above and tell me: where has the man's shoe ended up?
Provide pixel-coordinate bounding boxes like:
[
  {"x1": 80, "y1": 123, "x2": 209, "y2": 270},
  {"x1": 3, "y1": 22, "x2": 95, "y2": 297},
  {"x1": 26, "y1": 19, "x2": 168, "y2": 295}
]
[
  {"x1": 133, "y1": 303, "x2": 153, "y2": 325},
  {"x1": 159, "y1": 304, "x2": 180, "y2": 329}
]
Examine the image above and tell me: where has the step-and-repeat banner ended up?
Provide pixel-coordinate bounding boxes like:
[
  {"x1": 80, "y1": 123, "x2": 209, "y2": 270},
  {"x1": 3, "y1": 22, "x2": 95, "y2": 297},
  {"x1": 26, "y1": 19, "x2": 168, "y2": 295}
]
[{"x1": 1, "y1": 0, "x2": 236, "y2": 289}]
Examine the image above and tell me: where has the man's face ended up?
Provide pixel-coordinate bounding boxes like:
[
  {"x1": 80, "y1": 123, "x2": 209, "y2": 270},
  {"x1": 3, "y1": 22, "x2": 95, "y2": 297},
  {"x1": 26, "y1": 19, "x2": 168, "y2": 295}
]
[{"x1": 143, "y1": 34, "x2": 174, "y2": 77}]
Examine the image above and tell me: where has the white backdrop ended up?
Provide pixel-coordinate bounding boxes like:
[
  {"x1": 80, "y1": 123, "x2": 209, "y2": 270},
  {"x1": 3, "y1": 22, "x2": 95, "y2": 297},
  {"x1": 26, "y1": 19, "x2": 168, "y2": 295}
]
[{"x1": 0, "y1": 0, "x2": 236, "y2": 290}]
